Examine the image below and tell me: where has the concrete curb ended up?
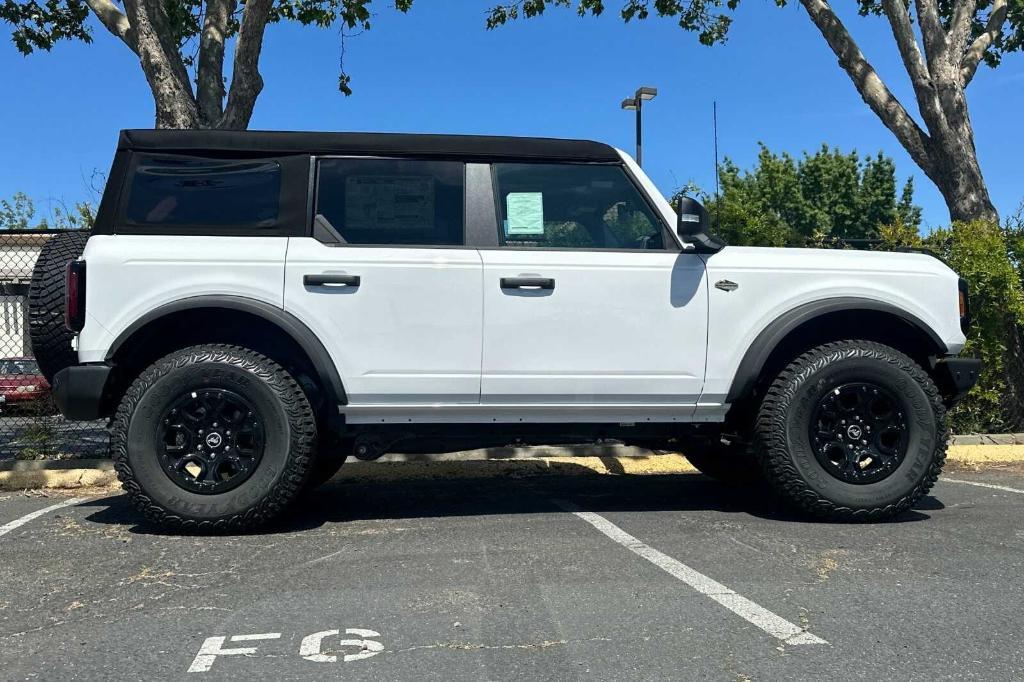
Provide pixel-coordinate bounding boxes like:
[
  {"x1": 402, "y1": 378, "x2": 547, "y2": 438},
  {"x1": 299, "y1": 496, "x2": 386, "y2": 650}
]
[{"x1": 2, "y1": 441, "x2": 1023, "y2": 491}]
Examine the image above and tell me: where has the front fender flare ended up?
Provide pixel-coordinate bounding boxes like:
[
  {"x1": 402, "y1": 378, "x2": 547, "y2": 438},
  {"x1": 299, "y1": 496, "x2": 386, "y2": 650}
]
[{"x1": 725, "y1": 297, "x2": 948, "y2": 403}]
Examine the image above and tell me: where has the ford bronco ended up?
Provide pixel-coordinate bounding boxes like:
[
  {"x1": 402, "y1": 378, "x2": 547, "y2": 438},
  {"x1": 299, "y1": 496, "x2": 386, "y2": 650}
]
[{"x1": 33, "y1": 129, "x2": 980, "y2": 529}]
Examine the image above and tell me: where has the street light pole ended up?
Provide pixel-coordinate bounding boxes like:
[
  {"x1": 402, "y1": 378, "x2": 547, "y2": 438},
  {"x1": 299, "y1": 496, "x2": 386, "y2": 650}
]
[{"x1": 621, "y1": 86, "x2": 657, "y2": 166}]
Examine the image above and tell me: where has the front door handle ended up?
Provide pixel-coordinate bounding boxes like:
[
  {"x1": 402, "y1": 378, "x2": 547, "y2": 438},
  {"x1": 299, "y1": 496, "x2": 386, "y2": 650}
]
[
  {"x1": 500, "y1": 277, "x2": 555, "y2": 290},
  {"x1": 304, "y1": 274, "x2": 361, "y2": 287}
]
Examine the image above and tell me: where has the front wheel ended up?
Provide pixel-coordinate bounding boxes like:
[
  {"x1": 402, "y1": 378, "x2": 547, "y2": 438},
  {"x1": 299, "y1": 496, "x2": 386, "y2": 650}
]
[
  {"x1": 112, "y1": 345, "x2": 317, "y2": 531},
  {"x1": 754, "y1": 340, "x2": 947, "y2": 521}
]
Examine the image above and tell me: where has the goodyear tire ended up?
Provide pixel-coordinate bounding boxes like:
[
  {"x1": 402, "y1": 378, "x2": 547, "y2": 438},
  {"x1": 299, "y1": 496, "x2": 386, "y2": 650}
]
[
  {"x1": 754, "y1": 340, "x2": 947, "y2": 521},
  {"x1": 112, "y1": 345, "x2": 316, "y2": 531},
  {"x1": 28, "y1": 230, "x2": 90, "y2": 383}
]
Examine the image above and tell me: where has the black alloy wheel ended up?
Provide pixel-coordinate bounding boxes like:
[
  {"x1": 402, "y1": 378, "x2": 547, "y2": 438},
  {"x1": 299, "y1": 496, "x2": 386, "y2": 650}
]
[
  {"x1": 157, "y1": 388, "x2": 265, "y2": 494},
  {"x1": 809, "y1": 382, "x2": 908, "y2": 485}
]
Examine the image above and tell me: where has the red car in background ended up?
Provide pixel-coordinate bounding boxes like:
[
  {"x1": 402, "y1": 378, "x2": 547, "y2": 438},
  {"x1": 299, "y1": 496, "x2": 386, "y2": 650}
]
[{"x1": 0, "y1": 358, "x2": 51, "y2": 413}]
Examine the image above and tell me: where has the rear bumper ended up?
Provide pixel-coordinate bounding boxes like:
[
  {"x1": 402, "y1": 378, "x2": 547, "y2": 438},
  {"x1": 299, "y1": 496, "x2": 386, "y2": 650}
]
[
  {"x1": 932, "y1": 356, "x2": 981, "y2": 406},
  {"x1": 51, "y1": 364, "x2": 111, "y2": 421}
]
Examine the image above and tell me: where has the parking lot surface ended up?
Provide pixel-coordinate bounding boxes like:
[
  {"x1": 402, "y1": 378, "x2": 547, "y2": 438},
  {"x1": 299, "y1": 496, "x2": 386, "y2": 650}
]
[{"x1": 1, "y1": 466, "x2": 1023, "y2": 680}]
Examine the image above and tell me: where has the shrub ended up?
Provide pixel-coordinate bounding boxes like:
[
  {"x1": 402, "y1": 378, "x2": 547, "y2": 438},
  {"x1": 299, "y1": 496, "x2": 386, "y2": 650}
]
[{"x1": 882, "y1": 220, "x2": 1024, "y2": 433}]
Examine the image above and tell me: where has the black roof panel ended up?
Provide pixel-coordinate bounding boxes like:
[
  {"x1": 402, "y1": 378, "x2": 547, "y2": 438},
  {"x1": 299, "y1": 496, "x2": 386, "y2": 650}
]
[{"x1": 117, "y1": 129, "x2": 621, "y2": 162}]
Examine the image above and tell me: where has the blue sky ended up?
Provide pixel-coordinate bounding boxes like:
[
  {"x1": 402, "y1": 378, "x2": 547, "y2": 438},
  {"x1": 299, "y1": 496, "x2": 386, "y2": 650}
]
[{"x1": 1, "y1": 1, "x2": 1021, "y2": 229}]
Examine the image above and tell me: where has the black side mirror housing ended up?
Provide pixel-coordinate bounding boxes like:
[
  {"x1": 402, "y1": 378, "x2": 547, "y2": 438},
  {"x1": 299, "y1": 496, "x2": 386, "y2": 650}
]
[{"x1": 675, "y1": 196, "x2": 710, "y2": 238}]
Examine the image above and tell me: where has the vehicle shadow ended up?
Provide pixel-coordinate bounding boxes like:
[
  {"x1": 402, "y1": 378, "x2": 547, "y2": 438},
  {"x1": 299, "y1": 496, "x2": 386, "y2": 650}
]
[{"x1": 81, "y1": 460, "x2": 941, "y2": 536}]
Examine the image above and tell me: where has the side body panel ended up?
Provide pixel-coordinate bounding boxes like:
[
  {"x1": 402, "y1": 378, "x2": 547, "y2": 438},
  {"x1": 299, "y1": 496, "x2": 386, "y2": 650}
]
[
  {"x1": 700, "y1": 246, "x2": 967, "y2": 409},
  {"x1": 283, "y1": 238, "x2": 484, "y2": 404},
  {"x1": 76, "y1": 235, "x2": 288, "y2": 363}
]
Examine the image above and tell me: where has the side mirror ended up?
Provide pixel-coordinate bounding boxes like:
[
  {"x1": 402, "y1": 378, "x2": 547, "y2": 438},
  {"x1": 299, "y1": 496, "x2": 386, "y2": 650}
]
[{"x1": 675, "y1": 196, "x2": 710, "y2": 238}]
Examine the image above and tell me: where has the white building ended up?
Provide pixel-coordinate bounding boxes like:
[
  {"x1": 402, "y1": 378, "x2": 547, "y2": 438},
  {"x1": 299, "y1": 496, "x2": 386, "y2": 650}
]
[{"x1": 0, "y1": 233, "x2": 48, "y2": 358}]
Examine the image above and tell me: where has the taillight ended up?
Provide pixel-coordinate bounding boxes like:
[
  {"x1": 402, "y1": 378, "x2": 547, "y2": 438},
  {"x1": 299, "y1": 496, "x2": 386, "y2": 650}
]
[
  {"x1": 65, "y1": 260, "x2": 86, "y2": 332},
  {"x1": 958, "y1": 278, "x2": 970, "y2": 334}
]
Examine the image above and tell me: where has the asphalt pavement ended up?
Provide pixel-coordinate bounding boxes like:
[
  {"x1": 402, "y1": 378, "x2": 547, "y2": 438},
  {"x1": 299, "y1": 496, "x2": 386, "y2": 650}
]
[{"x1": 1, "y1": 466, "x2": 1022, "y2": 680}]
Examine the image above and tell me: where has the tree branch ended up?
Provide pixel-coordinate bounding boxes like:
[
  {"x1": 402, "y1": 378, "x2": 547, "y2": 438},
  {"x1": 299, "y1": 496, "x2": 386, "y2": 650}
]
[
  {"x1": 196, "y1": 0, "x2": 236, "y2": 126},
  {"x1": 882, "y1": 0, "x2": 952, "y2": 146},
  {"x1": 799, "y1": 0, "x2": 934, "y2": 174},
  {"x1": 220, "y1": 0, "x2": 273, "y2": 129},
  {"x1": 122, "y1": 0, "x2": 197, "y2": 127},
  {"x1": 960, "y1": 0, "x2": 1008, "y2": 86},
  {"x1": 914, "y1": 0, "x2": 951, "y2": 75},
  {"x1": 84, "y1": 0, "x2": 137, "y2": 53},
  {"x1": 948, "y1": 0, "x2": 978, "y2": 59}
]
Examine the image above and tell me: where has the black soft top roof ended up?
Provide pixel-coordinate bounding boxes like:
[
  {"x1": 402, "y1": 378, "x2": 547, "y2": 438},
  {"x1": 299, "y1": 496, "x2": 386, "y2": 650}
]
[{"x1": 117, "y1": 129, "x2": 621, "y2": 162}]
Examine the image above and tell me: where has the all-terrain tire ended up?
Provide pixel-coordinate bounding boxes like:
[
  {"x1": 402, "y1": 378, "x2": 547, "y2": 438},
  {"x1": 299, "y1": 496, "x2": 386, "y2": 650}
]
[
  {"x1": 28, "y1": 230, "x2": 90, "y2": 383},
  {"x1": 682, "y1": 436, "x2": 763, "y2": 486},
  {"x1": 753, "y1": 340, "x2": 948, "y2": 522},
  {"x1": 112, "y1": 344, "x2": 316, "y2": 531}
]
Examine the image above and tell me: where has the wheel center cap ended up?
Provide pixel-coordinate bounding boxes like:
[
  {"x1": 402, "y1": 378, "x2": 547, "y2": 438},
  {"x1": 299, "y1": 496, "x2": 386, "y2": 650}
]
[
  {"x1": 846, "y1": 424, "x2": 863, "y2": 440},
  {"x1": 205, "y1": 432, "x2": 223, "y2": 449}
]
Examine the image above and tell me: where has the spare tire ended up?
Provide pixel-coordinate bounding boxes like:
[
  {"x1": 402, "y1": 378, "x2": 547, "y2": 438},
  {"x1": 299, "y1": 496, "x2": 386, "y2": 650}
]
[{"x1": 28, "y1": 231, "x2": 90, "y2": 383}]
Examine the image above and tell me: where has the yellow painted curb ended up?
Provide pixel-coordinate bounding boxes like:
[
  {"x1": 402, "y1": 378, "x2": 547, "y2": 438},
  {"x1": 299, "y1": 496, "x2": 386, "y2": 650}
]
[
  {"x1": 2, "y1": 443, "x2": 1022, "y2": 491},
  {"x1": 338, "y1": 453, "x2": 697, "y2": 483},
  {"x1": 0, "y1": 469, "x2": 118, "y2": 491},
  {"x1": 947, "y1": 444, "x2": 1024, "y2": 464}
]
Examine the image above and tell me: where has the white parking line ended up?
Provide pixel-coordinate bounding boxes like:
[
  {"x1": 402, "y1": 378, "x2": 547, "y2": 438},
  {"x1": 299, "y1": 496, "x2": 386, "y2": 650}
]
[
  {"x1": 555, "y1": 500, "x2": 828, "y2": 646},
  {"x1": 0, "y1": 497, "x2": 86, "y2": 538},
  {"x1": 942, "y1": 478, "x2": 1024, "y2": 495}
]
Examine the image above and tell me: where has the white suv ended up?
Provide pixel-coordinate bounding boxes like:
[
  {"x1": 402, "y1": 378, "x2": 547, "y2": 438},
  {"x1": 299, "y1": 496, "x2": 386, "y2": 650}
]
[{"x1": 37, "y1": 129, "x2": 979, "y2": 529}]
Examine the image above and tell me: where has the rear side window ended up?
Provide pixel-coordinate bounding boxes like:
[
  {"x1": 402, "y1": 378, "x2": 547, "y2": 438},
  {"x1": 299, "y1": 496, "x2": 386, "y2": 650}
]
[
  {"x1": 492, "y1": 163, "x2": 664, "y2": 250},
  {"x1": 315, "y1": 158, "x2": 464, "y2": 246},
  {"x1": 125, "y1": 155, "x2": 281, "y2": 227}
]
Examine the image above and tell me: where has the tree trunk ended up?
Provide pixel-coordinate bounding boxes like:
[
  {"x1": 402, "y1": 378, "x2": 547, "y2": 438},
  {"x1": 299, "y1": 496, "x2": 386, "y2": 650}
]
[
  {"x1": 928, "y1": 142, "x2": 999, "y2": 223},
  {"x1": 800, "y1": 0, "x2": 1005, "y2": 226}
]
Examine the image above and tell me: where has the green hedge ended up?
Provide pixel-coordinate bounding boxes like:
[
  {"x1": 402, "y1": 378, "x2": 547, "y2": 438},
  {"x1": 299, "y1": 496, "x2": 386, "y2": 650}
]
[{"x1": 879, "y1": 220, "x2": 1024, "y2": 433}]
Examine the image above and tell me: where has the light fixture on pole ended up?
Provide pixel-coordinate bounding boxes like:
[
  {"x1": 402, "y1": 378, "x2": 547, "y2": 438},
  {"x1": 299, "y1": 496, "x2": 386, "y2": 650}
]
[{"x1": 621, "y1": 86, "x2": 657, "y2": 166}]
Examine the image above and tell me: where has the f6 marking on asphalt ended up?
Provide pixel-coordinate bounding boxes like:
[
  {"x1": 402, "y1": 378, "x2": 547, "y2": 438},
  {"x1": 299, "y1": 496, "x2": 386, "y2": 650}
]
[{"x1": 187, "y1": 628, "x2": 383, "y2": 672}]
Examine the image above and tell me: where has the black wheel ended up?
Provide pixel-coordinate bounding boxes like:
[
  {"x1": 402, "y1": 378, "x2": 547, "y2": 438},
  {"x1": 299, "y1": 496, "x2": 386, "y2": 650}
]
[
  {"x1": 28, "y1": 231, "x2": 90, "y2": 383},
  {"x1": 681, "y1": 436, "x2": 762, "y2": 486},
  {"x1": 754, "y1": 340, "x2": 947, "y2": 521},
  {"x1": 112, "y1": 345, "x2": 316, "y2": 531}
]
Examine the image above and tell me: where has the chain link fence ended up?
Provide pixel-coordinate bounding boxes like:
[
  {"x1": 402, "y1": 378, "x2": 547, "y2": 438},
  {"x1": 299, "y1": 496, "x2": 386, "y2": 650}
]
[{"x1": 0, "y1": 230, "x2": 109, "y2": 460}]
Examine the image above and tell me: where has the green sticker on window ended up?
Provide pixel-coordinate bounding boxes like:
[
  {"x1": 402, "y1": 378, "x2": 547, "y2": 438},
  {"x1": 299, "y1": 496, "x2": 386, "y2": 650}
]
[{"x1": 506, "y1": 192, "x2": 544, "y2": 235}]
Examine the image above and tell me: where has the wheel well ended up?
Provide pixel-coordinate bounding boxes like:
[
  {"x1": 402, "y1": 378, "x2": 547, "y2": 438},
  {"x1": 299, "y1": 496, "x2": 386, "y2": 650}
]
[
  {"x1": 103, "y1": 307, "x2": 334, "y2": 421},
  {"x1": 729, "y1": 308, "x2": 944, "y2": 417}
]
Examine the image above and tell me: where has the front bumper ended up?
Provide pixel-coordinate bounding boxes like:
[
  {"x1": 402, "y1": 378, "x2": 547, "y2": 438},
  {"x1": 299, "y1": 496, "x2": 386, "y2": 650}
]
[
  {"x1": 51, "y1": 364, "x2": 112, "y2": 421},
  {"x1": 932, "y1": 356, "x2": 981, "y2": 406}
]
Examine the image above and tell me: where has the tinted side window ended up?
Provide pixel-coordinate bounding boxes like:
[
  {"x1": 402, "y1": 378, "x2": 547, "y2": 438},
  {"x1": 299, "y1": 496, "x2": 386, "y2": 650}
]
[
  {"x1": 492, "y1": 163, "x2": 664, "y2": 250},
  {"x1": 125, "y1": 155, "x2": 281, "y2": 226},
  {"x1": 316, "y1": 158, "x2": 465, "y2": 246}
]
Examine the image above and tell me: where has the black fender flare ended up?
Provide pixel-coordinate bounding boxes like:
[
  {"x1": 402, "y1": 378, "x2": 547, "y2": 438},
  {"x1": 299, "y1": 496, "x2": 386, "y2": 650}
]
[
  {"x1": 105, "y1": 295, "x2": 347, "y2": 405},
  {"x1": 725, "y1": 297, "x2": 948, "y2": 403}
]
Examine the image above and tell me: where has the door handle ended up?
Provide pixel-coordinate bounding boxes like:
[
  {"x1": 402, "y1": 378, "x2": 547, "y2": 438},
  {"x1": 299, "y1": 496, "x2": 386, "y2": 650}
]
[
  {"x1": 304, "y1": 274, "x2": 360, "y2": 287},
  {"x1": 500, "y1": 277, "x2": 555, "y2": 290}
]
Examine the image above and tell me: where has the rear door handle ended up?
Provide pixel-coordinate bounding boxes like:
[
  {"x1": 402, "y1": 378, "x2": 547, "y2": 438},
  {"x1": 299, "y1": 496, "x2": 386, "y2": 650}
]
[
  {"x1": 500, "y1": 277, "x2": 555, "y2": 290},
  {"x1": 304, "y1": 274, "x2": 360, "y2": 287}
]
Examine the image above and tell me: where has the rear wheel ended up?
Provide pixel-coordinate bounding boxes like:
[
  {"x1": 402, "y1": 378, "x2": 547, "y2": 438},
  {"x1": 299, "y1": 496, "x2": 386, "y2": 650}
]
[
  {"x1": 28, "y1": 231, "x2": 90, "y2": 383},
  {"x1": 112, "y1": 345, "x2": 316, "y2": 531},
  {"x1": 754, "y1": 340, "x2": 947, "y2": 521}
]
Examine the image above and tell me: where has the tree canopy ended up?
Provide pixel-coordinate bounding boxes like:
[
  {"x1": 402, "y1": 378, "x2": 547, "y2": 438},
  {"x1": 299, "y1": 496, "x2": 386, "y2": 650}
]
[
  {"x1": 689, "y1": 144, "x2": 922, "y2": 247},
  {"x1": 1, "y1": 0, "x2": 412, "y2": 128},
  {"x1": 486, "y1": 0, "x2": 1022, "y2": 223}
]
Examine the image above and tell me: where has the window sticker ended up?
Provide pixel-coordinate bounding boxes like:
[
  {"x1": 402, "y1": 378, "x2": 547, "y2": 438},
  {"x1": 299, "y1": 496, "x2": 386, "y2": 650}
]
[
  {"x1": 506, "y1": 192, "x2": 545, "y2": 235},
  {"x1": 344, "y1": 175, "x2": 435, "y2": 231}
]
